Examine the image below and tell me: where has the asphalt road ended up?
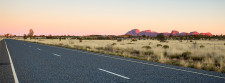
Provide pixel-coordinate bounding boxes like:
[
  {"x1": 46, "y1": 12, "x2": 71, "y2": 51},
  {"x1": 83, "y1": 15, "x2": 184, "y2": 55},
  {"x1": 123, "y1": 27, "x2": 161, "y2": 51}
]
[{"x1": 0, "y1": 39, "x2": 225, "y2": 83}]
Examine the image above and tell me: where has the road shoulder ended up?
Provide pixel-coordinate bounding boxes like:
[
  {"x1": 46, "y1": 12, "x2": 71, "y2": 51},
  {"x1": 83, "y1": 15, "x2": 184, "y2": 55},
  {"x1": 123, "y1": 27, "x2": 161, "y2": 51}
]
[{"x1": 0, "y1": 40, "x2": 14, "y2": 82}]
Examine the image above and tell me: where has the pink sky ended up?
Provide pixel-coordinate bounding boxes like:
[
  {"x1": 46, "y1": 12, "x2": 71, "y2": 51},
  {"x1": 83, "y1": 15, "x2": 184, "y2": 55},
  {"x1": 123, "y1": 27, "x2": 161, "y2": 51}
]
[{"x1": 1, "y1": 0, "x2": 225, "y2": 36}]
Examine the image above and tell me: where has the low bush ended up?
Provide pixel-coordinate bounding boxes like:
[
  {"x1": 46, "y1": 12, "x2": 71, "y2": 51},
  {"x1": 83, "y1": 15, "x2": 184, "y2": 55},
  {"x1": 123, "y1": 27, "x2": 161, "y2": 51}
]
[
  {"x1": 112, "y1": 43, "x2": 117, "y2": 46},
  {"x1": 131, "y1": 39, "x2": 137, "y2": 42},
  {"x1": 163, "y1": 45, "x2": 169, "y2": 49},
  {"x1": 143, "y1": 51, "x2": 154, "y2": 55},
  {"x1": 166, "y1": 60, "x2": 181, "y2": 66},
  {"x1": 200, "y1": 45, "x2": 205, "y2": 48},
  {"x1": 164, "y1": 51, "x2": 168, "y2": 56},
  {"x1": 127, "y1": 43, "x2": 134, "y2": 44},
  {"x1": 95, "y1": 47, "x2": 104, "y2": 50},
  {"x1": 168, "y1": 55, "x2": 181, "y2": 59},
  {"x1": 117, "y1": 39, "x2": 122, "y2": 42},
  {"x1": 221, "y1": 67, "x2": 225, "y2": 73},
  {"x1": 142, "y1": 46, "x2": 151, "y2": 49},
  {"x1": 131, "y1": 50, "x2": 140, "y2": 56},
  {"x1": 202, "y1": 64, "x2": 216, "y2": 71},
  {"x1": 214, "y1": 60, "x2": 221, "y2": 67},
  {"x1": 79, "y1": 38, "x2": 82, "y2": 42},
  {"x1": 188, "y1": 62, "x2": 194, "y2": 68},
  {"x1": 181, "y1": 52, "x2": 191, "y2": 59},
  {"x1": 157, "y1": 44, "x2": 162, "y2": 47},
  {"x1": 191, "y1": 56, "x2": 204, "y2": 61}
]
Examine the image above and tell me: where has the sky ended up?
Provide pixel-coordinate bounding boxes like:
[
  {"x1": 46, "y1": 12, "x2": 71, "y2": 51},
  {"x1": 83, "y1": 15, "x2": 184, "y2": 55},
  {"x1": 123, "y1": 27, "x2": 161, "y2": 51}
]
[{"x1": 0, "y1": 0, "x2": 225, "y2": 36}]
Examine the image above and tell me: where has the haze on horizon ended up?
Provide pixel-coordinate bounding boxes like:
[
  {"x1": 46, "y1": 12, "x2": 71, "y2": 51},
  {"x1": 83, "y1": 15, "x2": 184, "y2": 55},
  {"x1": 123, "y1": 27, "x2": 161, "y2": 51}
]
[{"x1": 0, "y1": 0, "x2": 225, "y2": 36}]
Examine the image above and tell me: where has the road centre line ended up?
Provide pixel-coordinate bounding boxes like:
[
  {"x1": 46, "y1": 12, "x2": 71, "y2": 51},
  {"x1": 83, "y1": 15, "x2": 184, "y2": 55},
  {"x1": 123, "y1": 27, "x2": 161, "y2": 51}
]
[
  {"x1": 98, "y1": 68, "x2": 130, "y2": 79},
  {"x1": 37, "y1": 48, "x2": 41, "y2": 51},
  {"x1": 52, "y1": 53, "x2": 61, "y2": 56}
]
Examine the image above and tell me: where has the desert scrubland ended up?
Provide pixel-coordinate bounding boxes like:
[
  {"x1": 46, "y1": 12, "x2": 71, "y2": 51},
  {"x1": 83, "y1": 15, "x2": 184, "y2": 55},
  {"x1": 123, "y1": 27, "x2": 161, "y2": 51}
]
[{"x1": 20, "y1": 39, "x2": 225, "y2": 73}]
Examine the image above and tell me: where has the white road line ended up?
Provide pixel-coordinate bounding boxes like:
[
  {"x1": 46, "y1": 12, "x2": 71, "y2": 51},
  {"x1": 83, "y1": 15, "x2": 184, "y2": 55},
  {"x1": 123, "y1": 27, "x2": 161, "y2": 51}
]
[
  {"x1": 5, "y1": 40, "x2": 19, "y2": 83},
  {"x1": 37, "y1": 48, "x2": 41, "y2": 51},
  {"x1": 52, "y1": 53, "x2": 61, "y2": 56},
  {"x1": 98, "y1": 68, "x2": 130, "y2": 79}
]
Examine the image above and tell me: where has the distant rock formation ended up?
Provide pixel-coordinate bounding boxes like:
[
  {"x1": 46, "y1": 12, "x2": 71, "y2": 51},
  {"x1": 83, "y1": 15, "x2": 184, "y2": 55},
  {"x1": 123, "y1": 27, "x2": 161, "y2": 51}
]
[
  {"x1": 125, "y1": 29, "x2": 213, "y2": 36},
  {"x1": 179, "y1": 32, "x2": 189, "y2": 36},
  {"x1": 200, "y1": 32, "x2": 212, "y2": 36},
  {"x1": 163, "y1": 32, "x2": 170, "y2": 36},
  {"x1": 150, "y1": 31, "x2": 158, "y2": 37},
  {"x1": 125, "y1": 29, "x2": 140, "y2": 36},
  {"x1": 189, "y1": 31, "x2": 199, "y2": 35},
  {"x1": 139, "y1": 30, "x2": 151, "y2": 36},
  {"x1": 171, "y1": 30, "x2": 179, "y2": 36}
]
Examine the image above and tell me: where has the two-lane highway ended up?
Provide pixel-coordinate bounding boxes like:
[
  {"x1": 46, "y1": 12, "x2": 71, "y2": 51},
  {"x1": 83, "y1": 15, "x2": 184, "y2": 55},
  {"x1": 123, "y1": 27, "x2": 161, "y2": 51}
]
[{"x1": 1, "y1": 39, "x2": 225, "y2": 82}]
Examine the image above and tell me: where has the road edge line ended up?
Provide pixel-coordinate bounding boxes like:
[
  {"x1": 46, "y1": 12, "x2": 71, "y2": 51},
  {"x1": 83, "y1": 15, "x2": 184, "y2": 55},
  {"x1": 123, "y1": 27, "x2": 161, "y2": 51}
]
[{"x1": 5, "y1": 39, "x2": 19, "y2": 83}]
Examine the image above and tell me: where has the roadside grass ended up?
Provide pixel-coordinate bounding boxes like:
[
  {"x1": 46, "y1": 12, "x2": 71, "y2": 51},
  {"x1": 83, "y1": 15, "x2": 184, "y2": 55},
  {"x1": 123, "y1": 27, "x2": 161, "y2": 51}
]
[
  {"x1": 0, "y1": 38, "x2": 3, "y2": 42},
  {"x1": 18, "y1": 38, "x2": 225, "y2": 73}
]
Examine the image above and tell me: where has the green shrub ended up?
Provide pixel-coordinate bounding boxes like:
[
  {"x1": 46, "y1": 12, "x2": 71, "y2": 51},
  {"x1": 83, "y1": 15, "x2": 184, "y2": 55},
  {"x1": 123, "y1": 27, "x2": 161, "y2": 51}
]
[
  {"x1": 79, "y1": 38, "x2": 82, "y2": 42},
  {"x1": 163, "y1": 45, "x2": 169, "y2": 49},
  {"x1": 188, "y1": 63, "x2": 194, "y2": 68},
  {"x1": 200, "y1": 45, "x2": 205, "y2": 48},
  {"x1": 131, "y1": 50, "x2": 140, "y2": 55},
  {"x1": 143, "y1": 51, "x2": 154, "y2": 55},
  {"x1": 117, "y1": 39, "x2": 122, "y2": 42},
  {"x1": 168, "y1": 55, "x2": 181, "y2": 59},
  {"x1": 214, "y1": 60, "x2": 220, "y2": 67},
  {"x1": 96, "y1": 47, "x2": 104, "y2": 50},
  {"x1": 157, "y1": 44, "x2": 162, "y2": 47},
  {"x1": 167, "y1": 60, "x2": 181, "y2": 66},
  {"x1": 127, "y1": 43, "x2": 134, "y2": 44},
  {"x1": 131, "y1": 39, "x2": 137, "y2": 42},
  {"x1": 164, "y1": 51, "x2": 168, "y2": 56},
  {"x1": 112, "y1": 43, "x2": 117, "y2": 46},
  {"x1": 191, "y1": 56, "x2": 204, "y2": 61},
  {"x1": 142, "y1": 46, "x2": 151, "y2": 49},
  {"x1": 202, "y1": 64, "x2": 216, "y2": 71},
  {"x1": 221, "y1": 67, "x2": 225, "y2": 73},
  {"x1": 182, "y1": 52, "x2": 191, "y2": 59},
  {"x1": 157, "y1": 33, "x2": 166, "y2": 42}
]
